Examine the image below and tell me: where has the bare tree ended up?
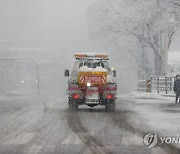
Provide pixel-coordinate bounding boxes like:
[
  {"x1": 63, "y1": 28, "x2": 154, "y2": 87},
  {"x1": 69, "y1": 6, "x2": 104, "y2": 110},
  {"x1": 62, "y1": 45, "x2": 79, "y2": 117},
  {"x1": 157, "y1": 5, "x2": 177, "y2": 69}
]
[{"x1": 88, "y1": 0, "x2": 180, "y2": 76}]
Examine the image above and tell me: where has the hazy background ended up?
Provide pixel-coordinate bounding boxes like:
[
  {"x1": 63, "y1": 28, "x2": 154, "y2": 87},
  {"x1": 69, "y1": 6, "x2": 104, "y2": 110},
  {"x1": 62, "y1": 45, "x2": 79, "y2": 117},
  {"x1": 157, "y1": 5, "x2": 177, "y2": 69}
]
[
  {"x1": 0, "y1": 0, "x2": 94, "y2": 60},
  {"x1": 0, "y1": 0, "x2": 179, "y2": 96},
  {"x1": 0, "y1": 0, "x2": 108, "y2": 96}
]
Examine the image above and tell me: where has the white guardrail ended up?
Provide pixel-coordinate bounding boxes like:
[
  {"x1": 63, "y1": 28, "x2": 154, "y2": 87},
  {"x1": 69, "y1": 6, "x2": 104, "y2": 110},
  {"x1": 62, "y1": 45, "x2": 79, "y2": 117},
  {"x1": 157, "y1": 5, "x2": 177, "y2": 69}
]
[{"x1": 138, "y1": 76, "x2": 176, "y2": 95}]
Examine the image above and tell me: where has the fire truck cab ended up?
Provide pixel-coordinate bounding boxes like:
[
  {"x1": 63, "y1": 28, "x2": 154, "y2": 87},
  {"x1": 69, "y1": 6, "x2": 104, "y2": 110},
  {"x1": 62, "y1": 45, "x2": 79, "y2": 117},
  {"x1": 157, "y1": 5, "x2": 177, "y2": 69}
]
[{"x1": 65, "y1": 53, "x2": 117, "y2": 111}]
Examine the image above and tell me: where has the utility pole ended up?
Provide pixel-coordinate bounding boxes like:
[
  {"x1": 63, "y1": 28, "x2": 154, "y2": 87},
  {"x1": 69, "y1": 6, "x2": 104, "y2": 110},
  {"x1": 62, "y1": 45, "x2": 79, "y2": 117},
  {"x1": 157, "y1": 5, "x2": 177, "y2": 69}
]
[
  {"x1": 160, "y1": 31, "x2": 169, "y2": 75},
  {"x1": 156, "y1": 0, "x2": 160, "y2": 8},
  {"x1": 156, "y1": 0, "x2": 169, "y2": 76}
]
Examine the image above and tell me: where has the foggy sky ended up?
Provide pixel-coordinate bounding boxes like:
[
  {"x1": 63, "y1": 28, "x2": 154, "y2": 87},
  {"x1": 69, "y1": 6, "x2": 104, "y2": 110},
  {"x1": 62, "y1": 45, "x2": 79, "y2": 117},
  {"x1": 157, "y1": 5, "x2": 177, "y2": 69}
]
[
  {"x1": 0, "y1": 0, "x2": 179, "y2": 95},
  {"x1": 0, "y1": 0, "x2": 179, "y2": 58},
  {"x1": 0, "y1": 0, "x2": 103, "y2": 62}
]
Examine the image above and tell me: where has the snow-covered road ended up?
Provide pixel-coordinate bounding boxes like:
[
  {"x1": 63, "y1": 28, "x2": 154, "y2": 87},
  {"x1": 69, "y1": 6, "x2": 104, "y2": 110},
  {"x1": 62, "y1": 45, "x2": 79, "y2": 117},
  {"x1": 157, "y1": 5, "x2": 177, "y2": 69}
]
[{"x1": 0, "y1": 94, "x2": 179, "y2": 154}]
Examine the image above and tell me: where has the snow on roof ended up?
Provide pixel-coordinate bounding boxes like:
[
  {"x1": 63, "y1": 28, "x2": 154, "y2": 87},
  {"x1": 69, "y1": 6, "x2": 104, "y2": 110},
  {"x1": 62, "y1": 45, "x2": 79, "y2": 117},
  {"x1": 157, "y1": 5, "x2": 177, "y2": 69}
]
[
  {"x1": 74, "y1": 53, "x2": 108, "y2": 59},
  {"x1": 168, "y1": 51, "x2": 180, "y2": 65},
  {"x1": 75, "y1": 53, "x2": 108, "y2": 56},
  {"x1": 78, "y1": 66, "x2": 93, "y2": 71},
  {"x1": 78, "y1": 66, "x2": 107, "y2": 72},
  {"x1": 93, "y1": 66, "x2": 107, "y2": 72}
]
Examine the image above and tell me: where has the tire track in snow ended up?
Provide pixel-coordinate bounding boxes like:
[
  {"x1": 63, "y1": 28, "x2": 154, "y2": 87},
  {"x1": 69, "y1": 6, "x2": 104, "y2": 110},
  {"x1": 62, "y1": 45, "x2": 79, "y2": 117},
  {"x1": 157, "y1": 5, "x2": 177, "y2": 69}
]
[{"x1": 66, "y1": 110, "x2": 112, "y2": 154}]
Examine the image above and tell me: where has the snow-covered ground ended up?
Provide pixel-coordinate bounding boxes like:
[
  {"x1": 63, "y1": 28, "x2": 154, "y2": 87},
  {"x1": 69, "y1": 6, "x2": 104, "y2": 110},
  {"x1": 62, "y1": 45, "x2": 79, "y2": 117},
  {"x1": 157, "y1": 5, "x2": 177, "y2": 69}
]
[
  {"x1": 0, "y1": 92, "x2": 179, "y2": 153},
  {"x1": 128, "y1": 91, "x2": 174, "y2": 99},
  {"x1": 119, "y1": 92, "x2": 180, "y2": 148}
]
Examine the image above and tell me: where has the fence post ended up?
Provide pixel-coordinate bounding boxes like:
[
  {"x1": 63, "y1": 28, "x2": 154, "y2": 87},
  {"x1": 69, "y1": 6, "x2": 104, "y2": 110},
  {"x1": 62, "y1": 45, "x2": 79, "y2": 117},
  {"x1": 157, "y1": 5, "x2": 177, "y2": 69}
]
[
  {"x1": 157, "y1": 76, "x2": 159, "y2": 94},
  {"x1": 170, "y1": 78, "x2": 172, "y2": 91},
  {"x1": 165, "y1": 76, "x2": 167, "y2": 95},
  {"x1": 150, "y1": 76, "x2": 152, "y2": 93}
]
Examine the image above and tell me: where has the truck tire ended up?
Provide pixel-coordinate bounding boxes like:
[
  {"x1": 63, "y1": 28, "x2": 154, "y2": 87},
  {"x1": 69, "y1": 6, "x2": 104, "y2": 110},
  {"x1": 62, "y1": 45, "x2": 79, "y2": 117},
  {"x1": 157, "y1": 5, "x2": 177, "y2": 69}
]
[
  {"x1": 69, "y1": 100, "x2": 78, "y2": 111},
  {"x1": 105, "y1": 100, "x2": 115, "y2": 112}
]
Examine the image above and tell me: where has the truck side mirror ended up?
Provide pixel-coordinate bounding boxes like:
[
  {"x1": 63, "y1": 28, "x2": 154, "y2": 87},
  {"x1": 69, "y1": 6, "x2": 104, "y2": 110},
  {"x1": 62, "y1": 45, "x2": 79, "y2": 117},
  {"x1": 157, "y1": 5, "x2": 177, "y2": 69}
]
[
  {"x1": 64, "y1": 70, "x2": 70, "y2": 77},
  {"x1": 113, "y1": 70, "x2": 116, "y2": 77}
]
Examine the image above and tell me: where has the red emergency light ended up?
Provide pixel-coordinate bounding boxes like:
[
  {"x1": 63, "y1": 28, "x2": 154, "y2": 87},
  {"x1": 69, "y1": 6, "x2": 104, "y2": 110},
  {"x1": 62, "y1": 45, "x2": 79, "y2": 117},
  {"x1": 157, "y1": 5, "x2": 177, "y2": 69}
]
[
  {"x1": 106, "y1": 94, "x2": 114, "y2": 99},
  {"x1": 73, "y1": 93, "x2": 80, "y2": 99}
]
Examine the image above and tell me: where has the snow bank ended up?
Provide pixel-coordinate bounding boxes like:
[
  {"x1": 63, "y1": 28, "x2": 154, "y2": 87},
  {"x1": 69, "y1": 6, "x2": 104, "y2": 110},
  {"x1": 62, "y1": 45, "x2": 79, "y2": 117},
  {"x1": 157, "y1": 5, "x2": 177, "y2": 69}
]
[
  {"x1": 127, "y1": 91, "x2": 173, "y2": 100},
  {"x1": 168, "y1": 51, "x2": 180, "y2": 65}
]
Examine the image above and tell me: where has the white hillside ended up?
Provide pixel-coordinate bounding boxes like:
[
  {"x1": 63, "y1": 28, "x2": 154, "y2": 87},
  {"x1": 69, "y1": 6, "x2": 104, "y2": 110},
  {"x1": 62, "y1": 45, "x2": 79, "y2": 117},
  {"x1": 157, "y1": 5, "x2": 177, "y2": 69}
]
[
  {"x1": 168, "y1": 52, "x2": 180, "y2": 76},
  {"x1": 169, "y1": 52, "x2": 180, "y2": 65}
]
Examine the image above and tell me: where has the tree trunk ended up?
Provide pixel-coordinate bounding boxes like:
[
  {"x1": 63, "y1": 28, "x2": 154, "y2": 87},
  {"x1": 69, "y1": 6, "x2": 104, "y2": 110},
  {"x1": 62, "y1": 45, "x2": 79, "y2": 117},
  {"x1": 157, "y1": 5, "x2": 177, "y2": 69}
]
[{"x1": 154, "y1": 54, "x2": 162, "y2": 75}]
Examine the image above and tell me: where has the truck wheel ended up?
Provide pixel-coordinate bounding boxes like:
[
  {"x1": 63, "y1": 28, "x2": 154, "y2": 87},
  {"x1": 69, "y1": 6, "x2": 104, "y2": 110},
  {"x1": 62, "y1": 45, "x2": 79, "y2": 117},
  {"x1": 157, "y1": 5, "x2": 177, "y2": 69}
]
[
  {"x1": 105, "y1": 100, "x2": 115, "y2": 112},
  {"x1": 69, "y1": 100, "x2": 78, "y2": 111}
]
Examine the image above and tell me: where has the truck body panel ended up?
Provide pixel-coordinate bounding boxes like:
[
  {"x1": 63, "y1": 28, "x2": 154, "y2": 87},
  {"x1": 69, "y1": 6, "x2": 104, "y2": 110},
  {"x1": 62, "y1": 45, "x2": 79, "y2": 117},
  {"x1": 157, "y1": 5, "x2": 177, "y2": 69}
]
[{"x1": 65, "y1": 53, "x2": 117, "y2": 111}]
